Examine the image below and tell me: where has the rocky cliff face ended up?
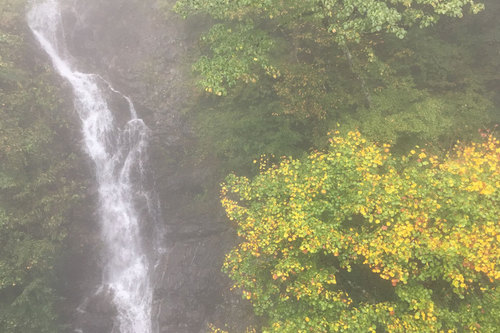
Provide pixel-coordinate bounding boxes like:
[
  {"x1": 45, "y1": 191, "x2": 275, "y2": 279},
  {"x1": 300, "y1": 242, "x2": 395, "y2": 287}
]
[{"x1": 47, "y1": 0, "x2": 255, "y2": 332}]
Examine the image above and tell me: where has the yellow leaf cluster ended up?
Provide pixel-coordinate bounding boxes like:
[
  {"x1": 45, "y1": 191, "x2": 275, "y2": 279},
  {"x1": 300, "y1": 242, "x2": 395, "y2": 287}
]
[{"x1": 221, "y1": 131, "x2": 499, "y2": 331}]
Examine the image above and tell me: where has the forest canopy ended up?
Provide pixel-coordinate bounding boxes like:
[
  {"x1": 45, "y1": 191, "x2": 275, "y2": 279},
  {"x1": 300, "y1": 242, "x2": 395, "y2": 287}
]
[
  {"x1": 171, "y1": 0, "x2": 498, "y2": 173},
  {"x1": 171, "y1": 0, "x2": 500, "y2": 331},
  {"x1": 221, "y1": 131, "x2": 499, "y2": 332}
]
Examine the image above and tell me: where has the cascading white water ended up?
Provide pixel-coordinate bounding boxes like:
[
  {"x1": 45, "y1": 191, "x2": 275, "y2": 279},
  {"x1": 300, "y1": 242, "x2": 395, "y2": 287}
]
[{"x1": 28, "y1": 1, "x2": 156, "y2": 332}]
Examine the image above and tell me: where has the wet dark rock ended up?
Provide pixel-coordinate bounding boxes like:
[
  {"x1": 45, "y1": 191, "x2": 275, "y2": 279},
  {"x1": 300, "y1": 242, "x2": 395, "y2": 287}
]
[{"x1": 74, "y1": 287, "x2": 117, "y2": 333}]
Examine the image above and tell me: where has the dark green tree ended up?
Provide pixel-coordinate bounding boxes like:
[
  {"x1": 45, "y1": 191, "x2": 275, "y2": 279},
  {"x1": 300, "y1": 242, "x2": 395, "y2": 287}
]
[
  {"x1": 0, "y1": 1, "x2": 82, "y2": 331},
  {"x1": 171, "y1": 0, "x2": 497, "y2": 170},
  {"x1": 173, "y1": 0, "x2": 484, "y2": 95}
]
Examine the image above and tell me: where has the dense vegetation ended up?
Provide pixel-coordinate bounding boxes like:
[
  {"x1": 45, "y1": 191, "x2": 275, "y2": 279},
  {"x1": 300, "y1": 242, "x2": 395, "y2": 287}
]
[
  {"x1": 171, "y1": 0, "x2": 499, "y2": 331},
  {"x1": 171, "y1": 0, "x2": 498, "y2": 174},
  {"x1": 221, "y1": 130, "x2": 499, "y2": 331},
  {"x1": 1, "y1": 0, "x2": 499, "y2": 331},
  {"x1": 0, "y1": 0, "x2": 82, "y2": 331}
]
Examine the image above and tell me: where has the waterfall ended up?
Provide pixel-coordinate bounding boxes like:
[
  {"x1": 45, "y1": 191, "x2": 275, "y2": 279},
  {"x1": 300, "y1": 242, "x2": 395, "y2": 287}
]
[{"x1": 28, "y1": 1, "x2": 158, "y2": 332}]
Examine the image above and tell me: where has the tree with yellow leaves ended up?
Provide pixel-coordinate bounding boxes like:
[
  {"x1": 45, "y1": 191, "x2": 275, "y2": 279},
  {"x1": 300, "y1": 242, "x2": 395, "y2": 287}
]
[{"x1": 221, "y1": 130, "x2": 499, "y2": 332}]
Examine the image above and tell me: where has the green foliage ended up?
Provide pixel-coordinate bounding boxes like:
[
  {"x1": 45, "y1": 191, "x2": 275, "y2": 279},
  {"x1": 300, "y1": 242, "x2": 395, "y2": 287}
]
[
  {"x1": 174, "y1": 0, "x2": 484, "y2": 40},
  {"x1": 172, "y1": 0, "x2": 497, "y2": 173},
  {"x1": 221, "y1": 130, "x2": 499, "y2": 332},
  {"x1": 174, "y1": 0, "x2": 485, "y2": 92},
  {"x1": 194, "y1": 23, "x2": 277, "y2": 95},
  {"x1": 167, "y1": 2, "x2": 500, "y2": 331},
  {"x1": 0, "y1": 0, "x2": 82, "y2": 331},
  {"x1": 191, "y1": 80, "x2": 309, "y2": 175},
  {"x1": 343, "y1": 79, "x2": 492, "y2": 150}
]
